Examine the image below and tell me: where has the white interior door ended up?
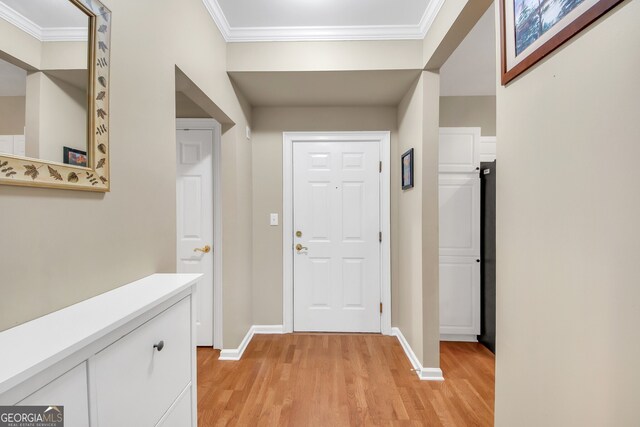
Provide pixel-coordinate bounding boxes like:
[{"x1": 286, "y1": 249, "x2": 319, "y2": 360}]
[
  {"x1": 176, "y1": 129, "x2": 213, "y2": 346},
  {"x1": 293, "y1": 141, "x2": 381, "y2": 332}
]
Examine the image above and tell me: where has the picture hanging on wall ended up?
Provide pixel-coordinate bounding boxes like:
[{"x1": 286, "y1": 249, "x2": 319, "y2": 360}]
[
  {"x1": 500, "y1": 0, "x2": 623, "y2": 84},
  {"x1": 63, "y1": 147, "x2": 88, "y2": 167},
  {"x1": 401, "y1": 148, "x2": 414, "y2": 190}
]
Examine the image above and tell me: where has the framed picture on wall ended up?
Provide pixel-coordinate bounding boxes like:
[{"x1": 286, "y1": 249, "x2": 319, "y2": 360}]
[
  {"x1": 63, "y1": 147, "x2": 88, "y2": 167},
  {"x1": 401, "y1": 148, "x2": 414, "y2": 190},
  {"x1": 500, "y1": 0, "x2": 624, "y2": 84}
]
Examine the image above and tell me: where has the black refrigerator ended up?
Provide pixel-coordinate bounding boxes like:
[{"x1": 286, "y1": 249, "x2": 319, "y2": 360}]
[{"x1": 479, "y1": 161, "x2": 496, "y2": 354}]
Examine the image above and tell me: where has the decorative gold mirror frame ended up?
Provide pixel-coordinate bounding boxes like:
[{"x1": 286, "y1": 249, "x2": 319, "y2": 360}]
[{"x1": 0, "y1": 0, "x2": 111, "y2": 192}]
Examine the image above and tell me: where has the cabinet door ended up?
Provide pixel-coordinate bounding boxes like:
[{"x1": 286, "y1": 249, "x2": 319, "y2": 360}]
[
  {"x1": 439, "y1": 128, "x2": 480, "y2": 173},
  {"x1": 93, "y1": 297, "x2": 192, "y2": 427},
  {"x1": 19, "y1": 363, "x2": 89, "y2": 427},
  {"x1": 439, "y1": 257, "x2": 480, "y2": 335},
  {"x1": 439, "y1": 176, "x2": 480, "y2": 257}
]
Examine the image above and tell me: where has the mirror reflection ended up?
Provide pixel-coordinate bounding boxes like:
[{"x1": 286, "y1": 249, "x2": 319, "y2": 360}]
[{"x1": 0, "y1": 0, "x2": 90, "y2": 166}]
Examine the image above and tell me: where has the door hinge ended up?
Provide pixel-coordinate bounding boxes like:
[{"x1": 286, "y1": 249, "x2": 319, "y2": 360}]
[
  {"x1": 380, "y1": 302, "x2": 383, "y2": 314},
  {"x1": 379, "y1": 231, "x2": 382, "y2": 242},
  {"x1": 379, "y1": 161, "x2": 382, "y2": 173}
]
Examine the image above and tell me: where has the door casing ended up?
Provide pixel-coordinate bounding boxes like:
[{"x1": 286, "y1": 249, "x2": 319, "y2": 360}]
[
  {"x1": 176, "y1": 118, "x2": 223, "y2": 349},
  {"x1": 282, "y1": 131, "x2": 392, "y2": 335}
]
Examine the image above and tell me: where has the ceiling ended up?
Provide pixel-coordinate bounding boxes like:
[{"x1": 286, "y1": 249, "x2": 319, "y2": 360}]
[
  {"x1": 0, "y1": 0, "x2": 88, "y2": 41},
  {"x1": 206, "y1": 0, "x2": 445, "y2": 42},
  {"x1": 439, "y1": 4, "x2": 496, "y2": 97},
  {"x1": 229, "y1": 70, "x2": 421, "y2": 107}
]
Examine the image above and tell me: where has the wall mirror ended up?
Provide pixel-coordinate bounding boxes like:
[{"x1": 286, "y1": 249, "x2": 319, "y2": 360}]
[{"x1": 0, "y1": 0, "x2": 111, "y2": 191}]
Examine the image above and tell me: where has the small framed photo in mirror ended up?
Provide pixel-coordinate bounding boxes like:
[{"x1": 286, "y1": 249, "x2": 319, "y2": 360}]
[
  {"x1": 63, "y1": 147, "x2": 88, "y2": 167},
  {"x1": 401, "y1": 148, "x2": 414, "y2": 190}
]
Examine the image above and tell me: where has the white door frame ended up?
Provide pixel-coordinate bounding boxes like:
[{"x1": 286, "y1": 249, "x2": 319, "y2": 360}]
[
  {"x1": 282, "y1": 131, "x2": 392, "y2": 335},
  {"x1": 176, "y1": 118, "x2": 223, "y2": 349}
]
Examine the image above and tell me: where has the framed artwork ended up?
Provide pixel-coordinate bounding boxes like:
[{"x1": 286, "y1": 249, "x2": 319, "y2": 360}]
[
  {"x1": 63, "y1": 147, "x2": 88, "y2": 167},
  {"x1": 401, "y1": 148, "x2": 414, "y2": 190},
  {"x1": 500, "y1": 0, "x2": 624, "y2": 84}
]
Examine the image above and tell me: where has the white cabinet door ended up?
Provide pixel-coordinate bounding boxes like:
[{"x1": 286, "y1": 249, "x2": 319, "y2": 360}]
[
  {"x1": 439, "y1": 176, "x2": 480, "y2": 257},
  {"x1": 293, "y1": 141, "x2": 381, "y2": 333},
  {"x1": 19, "y1": 363, "x2": 89, "y2": 427},
  {"x1": 439, "y1": 257, "x2": 480, "y2": 335},
  {"x1": 0, "y1": 136, "x2": 14, "y2": 155},
  {"x1": 439, "y1": 127, "x2": 480, "y2": 173},
  {"x1": 93, "y1": 298, "x2": 192, "y2": 427}
]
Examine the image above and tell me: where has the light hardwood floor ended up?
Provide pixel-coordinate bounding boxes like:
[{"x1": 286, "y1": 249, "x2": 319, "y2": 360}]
[{"x1": 197, "y1": 334, "x2": 495, "y2": 426}]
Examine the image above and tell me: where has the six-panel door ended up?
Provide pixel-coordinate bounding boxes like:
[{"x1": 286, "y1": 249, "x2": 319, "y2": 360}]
[{"x1": 293, "y1": 141, "x2": 381, "y2": 332}]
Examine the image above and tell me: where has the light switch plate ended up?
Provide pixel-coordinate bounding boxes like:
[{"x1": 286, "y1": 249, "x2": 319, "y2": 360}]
[{"x1": 270, "y1": 213, "x2": 279, "y2": 226}]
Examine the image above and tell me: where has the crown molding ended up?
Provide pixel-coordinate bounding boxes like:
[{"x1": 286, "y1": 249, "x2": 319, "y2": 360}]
[
  {"x1": 202, "y1": 0, "x2": 446, "y2": 43},
  {"x1": 0, "y1": 2, "x2": 88, "y2": 42}
]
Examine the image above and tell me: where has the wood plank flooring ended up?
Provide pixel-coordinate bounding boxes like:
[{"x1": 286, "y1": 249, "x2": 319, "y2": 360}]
[{"x1": 197, "y1": 334, "x2": 494, "y2": 426}]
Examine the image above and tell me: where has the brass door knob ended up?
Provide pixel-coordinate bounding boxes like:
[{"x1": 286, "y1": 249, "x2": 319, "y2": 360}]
[
  {"x1": 295, "y1": 243, "x2": 308, "y2": 252},
  {"x1": 194, "y1": 245, "x2": 211, "y2": 253}
]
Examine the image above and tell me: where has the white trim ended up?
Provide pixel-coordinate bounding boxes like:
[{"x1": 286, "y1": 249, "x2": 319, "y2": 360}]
[
  {"x1": 202, "y1": 0, "x2": 445, "y2": 42},
  {"x1": 440, "y1": 333, "x2": 478, "y2": 342},
  {"x1": 218, "y1": 325, "x2": 284, "y2": 361},
  {"x1": 176, "y1": 118, "x2": 224, "y2": 350},
  {"x1": 392, "y1": 328, "x2": 445, "y2": 381},
  {"x1": 282, "y1": 131, "x2": 392, "y2": 335},
  {"x1": 0, "y1": 3, "x2": 88, "y2": 42}
]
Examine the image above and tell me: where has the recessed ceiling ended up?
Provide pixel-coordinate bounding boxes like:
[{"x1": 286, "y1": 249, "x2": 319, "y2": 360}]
[
  {"x1": 229, "y1": 70, "x2": 421, "y2": 107},
  {"x1": 0, "y1": 0, "x2": 89, "y2": 41},
  {"x1": 204, "y1": 0, "x2": 445, "y2": 42},
  {"x1": 439, "y1": 4, "x2": 496, "y2": 97}
]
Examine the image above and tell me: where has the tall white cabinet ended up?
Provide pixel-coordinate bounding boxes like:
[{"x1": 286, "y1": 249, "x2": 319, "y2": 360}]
[{"x1": 439, "y1": 128, "x2": 482, "y2": 342}]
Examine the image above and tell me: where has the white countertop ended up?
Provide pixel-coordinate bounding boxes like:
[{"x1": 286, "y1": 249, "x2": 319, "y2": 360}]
[{"x1": 0, "y1": 273, "x2": 201, "y2": 395}]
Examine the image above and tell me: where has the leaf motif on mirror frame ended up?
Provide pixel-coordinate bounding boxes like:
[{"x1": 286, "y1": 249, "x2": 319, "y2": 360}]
[
  {"x1": 97, "y1": 108, "x2": 107, "y2": 119},
  {"x1": 98, "y1": 143, "x2": 107, "y2": 154},
  {"x1": 98, "y1": 41, "x2": 108, "y2": 52},
  {"x1": 47, "y1": 166, "x2": 63, "y2": 181},
  {"x1": 100, "y1": 176, "x2": 108, "y2": 184},
  {"x1": 68, "y1": 172, "x2": 79, "y2": 183},
  {"x1": 98, "y1": 24, "x2": 107, "y2": 33},
  {"x1": 24, "y1": 165, "x2": 39, "y2": 180},
  {"x1": 96, "y1": 91, "x2": 106, "y2": 100},
  {"x1": 96, "y1": 158, "x2": 106, "y2": 169},
  {"x1": 98, "y1": 76, "x2": 107, "y2": 88}
]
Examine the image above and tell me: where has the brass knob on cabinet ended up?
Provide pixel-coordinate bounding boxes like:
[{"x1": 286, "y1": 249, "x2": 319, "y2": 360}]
[{"x1": 194, "y1": 245, "x2": 211, "y2": 254}]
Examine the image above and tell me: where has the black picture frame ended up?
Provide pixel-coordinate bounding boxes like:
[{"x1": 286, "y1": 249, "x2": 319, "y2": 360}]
[
  {"x1": 401, "y1": 148, "x2": 414, "y2": 190},
  {"x1": 63, "y1": 147, "x2": 88, "y2": 167}
]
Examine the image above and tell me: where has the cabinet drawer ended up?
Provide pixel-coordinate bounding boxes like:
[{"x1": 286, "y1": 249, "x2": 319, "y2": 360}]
[
  {"x1": 19, "y1": 363, "x2": 89, "y2": 427},
  {"x1": 156, "y1": 384, "x2": 191, "y2": 427},
  {"x1": 94, "y1": 297, "x2": 192, "y2": 427}
]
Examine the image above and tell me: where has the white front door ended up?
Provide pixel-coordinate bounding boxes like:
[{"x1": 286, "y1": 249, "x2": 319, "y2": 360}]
[
  {"x1": 176, "y1": 129, "x2": 214, "y2": 346},
  {"x1": 293, "y1": 141, "x2": 381, "y2": 332}
]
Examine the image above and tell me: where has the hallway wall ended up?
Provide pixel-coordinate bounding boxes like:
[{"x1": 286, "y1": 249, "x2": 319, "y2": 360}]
[
  {"x1": 0, "y1": 0, "x2": 253, "y2": 349},
  {"x1": 250, "y1": 106, "x2": 399, "y2": 326},
  {"x1": 495, "y1": 1, "x2": 640, "y2": 425},
  {"x1": 439, "y1": 96, "x2": 496, "y2": 136}
]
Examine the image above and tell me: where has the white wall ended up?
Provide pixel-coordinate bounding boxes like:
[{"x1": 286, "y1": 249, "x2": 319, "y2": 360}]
[{"x1": 495, "y1": 1, "x2": 640, "y2": 425}]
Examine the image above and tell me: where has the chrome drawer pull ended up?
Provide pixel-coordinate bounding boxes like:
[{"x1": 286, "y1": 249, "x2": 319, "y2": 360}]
[{"x1": 153, "y1": 340, "x2": 165, "y2": 352}]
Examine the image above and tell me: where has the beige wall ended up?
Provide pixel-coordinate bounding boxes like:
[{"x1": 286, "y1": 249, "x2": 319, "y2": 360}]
[
  {"x1": 495, "y1": 1, "x2": 640, "y2": 425},
  {"x1": 396, "y1": 72, "x2": 441, "y2": 368},
  {"x1": 250, "y1": 106, "x2": 399, "y2": 325},
  {"x1": 439, "y1": 96, "x2": 496, "y2": 136},
  {"x1": 25, "y1": 73, "x2": 87, "y2": 162},
  {"x1": 0, "y1": 0, "x2": 253, "y2": 349},
  {"x1": 0, "y1": 96, "x2": 25, "y2": 134}
]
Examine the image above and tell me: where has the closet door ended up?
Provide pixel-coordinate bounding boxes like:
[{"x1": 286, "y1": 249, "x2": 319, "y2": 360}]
[
  {"x1": 439, "y1": 128, "x2": 480, "y2": 173},
  {"x1": 439, "y1": 257, "x2": 480, "y2": 335},
  {"x1": 439, "y1": 176, "x2": 480, "y2": 257}
]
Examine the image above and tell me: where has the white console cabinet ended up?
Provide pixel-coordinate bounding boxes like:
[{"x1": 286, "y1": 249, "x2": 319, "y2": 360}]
[{"x1": 0, "y1": 274, "x2": 201, "y2": 427}]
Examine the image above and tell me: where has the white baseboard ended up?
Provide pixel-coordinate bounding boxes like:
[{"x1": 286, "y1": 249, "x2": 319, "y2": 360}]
[
  {"x1": 440, "y1": 333, "x2": 478, "y2": 342},
  {"x1": 218, "y1": 325, "x2": 284, "y2": 361},
  {"x1": 391, "y1": 327, "x2": 444, "y2": 381}
]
